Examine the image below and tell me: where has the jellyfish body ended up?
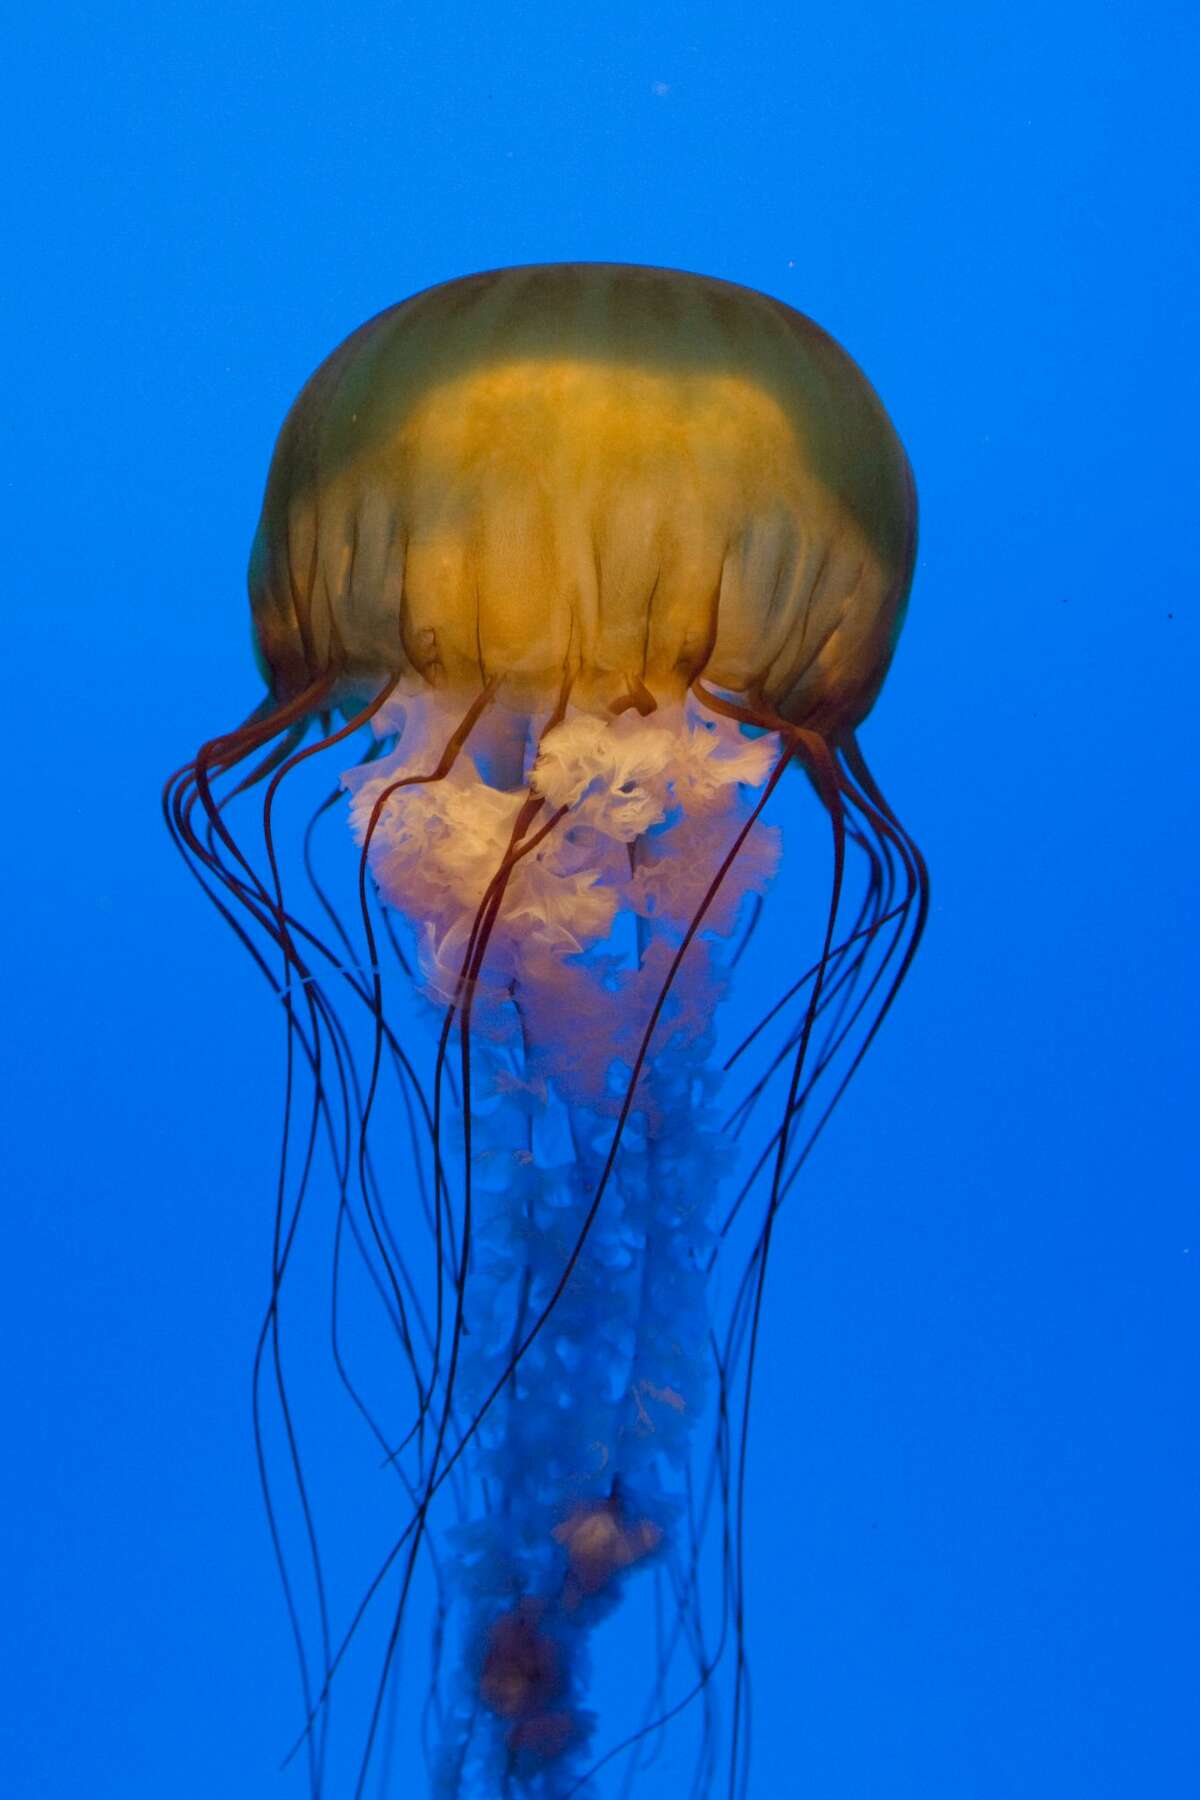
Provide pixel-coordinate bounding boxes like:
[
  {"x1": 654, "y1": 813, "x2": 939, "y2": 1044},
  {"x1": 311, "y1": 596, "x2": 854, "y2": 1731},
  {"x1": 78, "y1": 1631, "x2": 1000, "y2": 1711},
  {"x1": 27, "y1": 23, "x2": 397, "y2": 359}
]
[
  {"x1": 167, "y1": 265, "x2": 927, "y2": 1797},
  {"x1": 249, "y1": 263, "x2": 914, "y2": 726}
]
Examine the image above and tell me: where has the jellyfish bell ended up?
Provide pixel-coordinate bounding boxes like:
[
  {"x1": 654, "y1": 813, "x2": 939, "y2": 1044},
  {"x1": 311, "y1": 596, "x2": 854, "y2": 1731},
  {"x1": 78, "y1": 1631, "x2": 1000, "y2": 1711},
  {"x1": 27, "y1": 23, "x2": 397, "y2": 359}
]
[
  {"x1": 167, "y1": 264, "x2": 927, "y2": 1797},
  {"x1": 248, "y1": 262, "x2": 914, "y2": 732}
]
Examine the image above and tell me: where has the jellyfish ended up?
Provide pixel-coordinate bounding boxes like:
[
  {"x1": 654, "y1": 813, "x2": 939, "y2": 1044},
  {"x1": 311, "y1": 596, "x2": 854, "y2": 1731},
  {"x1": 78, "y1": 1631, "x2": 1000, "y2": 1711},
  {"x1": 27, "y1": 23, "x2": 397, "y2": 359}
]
[{"x1": 165, "y1": 263, "x2": 927, "y2": 1798}]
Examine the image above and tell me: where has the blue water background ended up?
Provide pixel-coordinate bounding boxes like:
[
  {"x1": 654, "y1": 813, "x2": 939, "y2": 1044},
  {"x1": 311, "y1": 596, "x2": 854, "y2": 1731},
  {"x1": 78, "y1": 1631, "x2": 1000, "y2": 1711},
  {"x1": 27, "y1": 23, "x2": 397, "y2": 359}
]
[{"x1": 4, "y1": 3, "x2": 1197, "y2": 1795}]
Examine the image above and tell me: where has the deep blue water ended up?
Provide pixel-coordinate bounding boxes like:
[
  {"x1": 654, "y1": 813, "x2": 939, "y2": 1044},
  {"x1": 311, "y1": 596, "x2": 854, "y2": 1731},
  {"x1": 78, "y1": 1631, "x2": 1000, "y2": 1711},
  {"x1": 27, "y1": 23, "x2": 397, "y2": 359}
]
[{"x1": 4, "y1": 4, "x2": 1197, "y2": 1796}]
